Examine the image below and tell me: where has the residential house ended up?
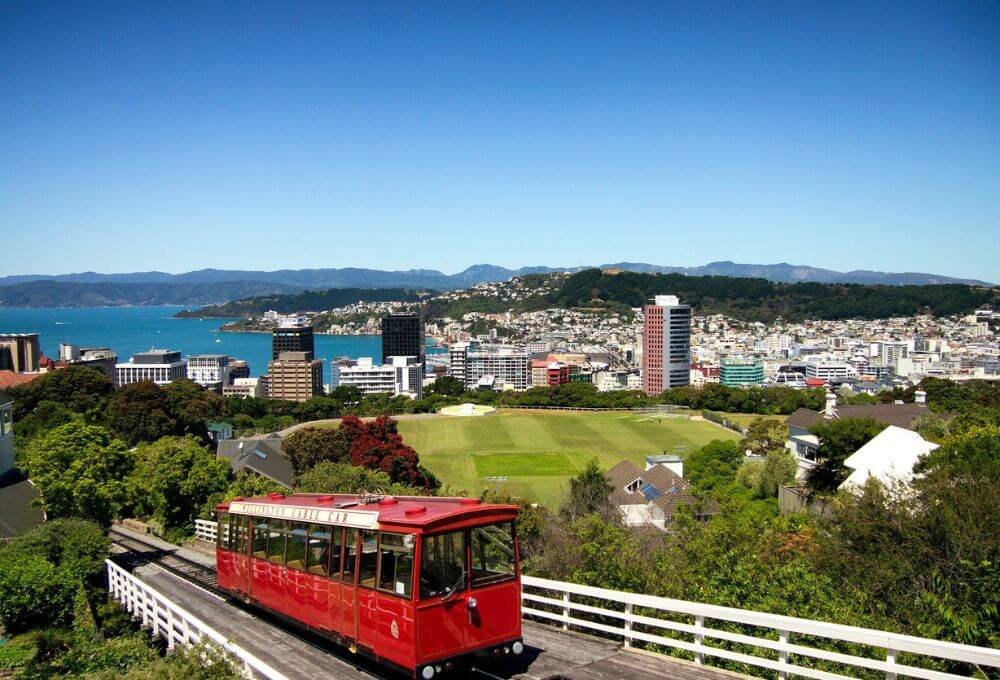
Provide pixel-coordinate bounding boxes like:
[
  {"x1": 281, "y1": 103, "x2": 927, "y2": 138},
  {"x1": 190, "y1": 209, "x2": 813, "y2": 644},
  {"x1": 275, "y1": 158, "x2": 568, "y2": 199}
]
[
  {"x1": 785, "y1": 390, "x2": 929, "y2": 480},
  {"x1": 605, "y1": 459, "x2": 717, "y2": 530},
  {"x1": 216, "y1": 434, "x2": 293, "y2": 488},
  {"x1": 839, "y1": 425, "x2": 938, "y2": 494}
]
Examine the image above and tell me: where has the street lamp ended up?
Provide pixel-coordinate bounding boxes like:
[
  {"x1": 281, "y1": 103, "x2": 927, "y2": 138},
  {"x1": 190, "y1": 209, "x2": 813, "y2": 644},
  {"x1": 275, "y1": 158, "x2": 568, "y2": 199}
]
[{"x1": 486, "y1": 475, "x2": 509, "y2": 495}]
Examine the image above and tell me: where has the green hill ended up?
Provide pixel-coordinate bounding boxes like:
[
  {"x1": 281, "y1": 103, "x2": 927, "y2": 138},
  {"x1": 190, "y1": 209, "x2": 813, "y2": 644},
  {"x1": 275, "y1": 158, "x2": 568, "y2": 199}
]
[{"x1": 552, "y1": 269, "x2": 998, "y2": 321}]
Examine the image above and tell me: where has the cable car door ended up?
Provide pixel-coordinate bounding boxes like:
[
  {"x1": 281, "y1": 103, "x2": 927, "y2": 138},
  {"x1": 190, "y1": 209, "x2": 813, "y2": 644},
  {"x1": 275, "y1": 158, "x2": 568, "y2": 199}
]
[{"x1": 340, "y1": 529, "x2": 359, "y2": 641}]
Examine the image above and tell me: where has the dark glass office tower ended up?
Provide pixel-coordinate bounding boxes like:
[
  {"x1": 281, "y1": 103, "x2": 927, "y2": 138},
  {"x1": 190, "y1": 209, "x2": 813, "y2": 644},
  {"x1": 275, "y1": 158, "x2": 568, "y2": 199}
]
[
  {"x1": 272, "y1": 325, "x2": 315, "y2": 360},
  {"x1": 381, "y1": 312, "x2": 424, "y2": 363}
]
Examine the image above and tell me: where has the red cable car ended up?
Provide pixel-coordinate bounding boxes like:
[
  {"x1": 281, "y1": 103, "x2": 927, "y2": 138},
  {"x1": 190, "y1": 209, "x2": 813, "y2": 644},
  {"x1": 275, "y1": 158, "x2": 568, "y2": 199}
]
[{"x1": 214, "y1": 493, "x2": 523, "y2": 678}]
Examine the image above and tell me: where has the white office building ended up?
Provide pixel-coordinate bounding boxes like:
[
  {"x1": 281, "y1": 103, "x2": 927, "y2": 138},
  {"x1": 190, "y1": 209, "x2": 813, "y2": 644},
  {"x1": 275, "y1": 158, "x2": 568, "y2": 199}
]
[
  {"x1": 802, "y1": 359, "x2": 854, "y2": 382},
  {"x1": 186, "y1": 354, "x2": 230, "y2": 388},
  {"x1": 464, "y1": 346, "x2": 530, "y2": 391},
  {"x1": 115, "y1": 349, "x2": 187, "y2": 387},
  {"x1": 336, "y1": 357, "x2": 423, "y2": 398},
  {"x1": 222, "y1": 377, "x2": 267, "y2": 399}
]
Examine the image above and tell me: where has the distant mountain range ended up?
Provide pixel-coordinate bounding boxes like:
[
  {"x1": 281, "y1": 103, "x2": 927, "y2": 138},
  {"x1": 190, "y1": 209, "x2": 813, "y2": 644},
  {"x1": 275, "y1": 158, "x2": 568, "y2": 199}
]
[
  {"x1": 0, "y1": 280, "x2": 302, "y2": 308},
  {"x1": 0, "y1": 261, "x2": 992, "y2": 292}
]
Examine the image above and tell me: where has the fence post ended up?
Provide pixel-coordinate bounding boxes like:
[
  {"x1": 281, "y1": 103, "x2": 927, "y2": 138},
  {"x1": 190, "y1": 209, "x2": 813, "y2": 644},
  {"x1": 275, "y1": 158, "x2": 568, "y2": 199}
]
[
  {"x1": 623, "y1": 602, "x2": 634, "y2": 648},
  {"x1": 886, "y1": 647, "x2": 897, "y2": 680},
  {"x1": 694, "y1": 615, "x2": 704, "y2": 665},
  {"x1": 562, "y1": 592, "x2": 571, "y2": 631},
  {"x1": 778, "y1": 629, "x2": 789, "y2": 680}
]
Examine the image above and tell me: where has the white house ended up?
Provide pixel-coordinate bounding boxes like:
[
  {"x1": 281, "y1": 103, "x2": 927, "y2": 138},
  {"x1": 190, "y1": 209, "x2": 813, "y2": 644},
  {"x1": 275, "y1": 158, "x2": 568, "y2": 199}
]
[{"x1": 839, "y1": 425, "x2": 938, "y2": 494}]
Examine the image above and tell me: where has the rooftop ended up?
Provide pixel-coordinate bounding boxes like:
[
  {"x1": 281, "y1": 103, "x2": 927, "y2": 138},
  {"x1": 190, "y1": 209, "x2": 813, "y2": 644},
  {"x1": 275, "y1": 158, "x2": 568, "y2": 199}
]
[{"x1": 221, "y1": 492, "x2": 517, "y2": 530}]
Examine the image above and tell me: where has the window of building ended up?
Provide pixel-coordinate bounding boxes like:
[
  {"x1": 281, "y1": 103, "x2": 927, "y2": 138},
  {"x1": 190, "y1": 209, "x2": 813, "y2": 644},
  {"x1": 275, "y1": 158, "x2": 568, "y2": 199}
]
[{"x1": 377, "y1": 533, "x2": 415, "y2": 598}]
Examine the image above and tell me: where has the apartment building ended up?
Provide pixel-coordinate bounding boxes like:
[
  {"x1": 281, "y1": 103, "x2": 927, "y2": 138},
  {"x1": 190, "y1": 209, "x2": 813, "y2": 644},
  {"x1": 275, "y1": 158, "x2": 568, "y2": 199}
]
[
  {"x1": 223, "y1": 376, "x2": 268, "y2": 399},
  {"x1": 465, "y1": 346, "x2": 530, "y2": 391}
]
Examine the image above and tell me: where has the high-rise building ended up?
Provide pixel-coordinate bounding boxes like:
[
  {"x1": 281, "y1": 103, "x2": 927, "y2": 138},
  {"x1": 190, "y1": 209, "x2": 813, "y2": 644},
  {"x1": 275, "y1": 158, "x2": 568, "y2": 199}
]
[
  {"x1": 272, "y1": 324, "x2": 314, "y2": 360},
  {"x1": 0, "y1": 334, "x2": 40, "y2": 373},
  {"x1": 641, "y1": 295, "x2": 691, "y2": 395},
  {"x1": 381, "y1": 312, "x2": 424, "y2": 364},
  {"x1": 267, "y1": 351, "x2": 323, "y2": 402},
  {"x1": 115, "y1": 349, "x2": 187, "y2": 387}
]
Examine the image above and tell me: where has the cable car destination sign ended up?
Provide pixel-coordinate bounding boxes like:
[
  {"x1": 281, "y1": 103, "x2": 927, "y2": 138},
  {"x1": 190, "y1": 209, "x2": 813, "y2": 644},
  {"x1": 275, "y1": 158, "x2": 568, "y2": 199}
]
[{"x1": 228, "y1": 501, "x2": 380, "y2": 529}]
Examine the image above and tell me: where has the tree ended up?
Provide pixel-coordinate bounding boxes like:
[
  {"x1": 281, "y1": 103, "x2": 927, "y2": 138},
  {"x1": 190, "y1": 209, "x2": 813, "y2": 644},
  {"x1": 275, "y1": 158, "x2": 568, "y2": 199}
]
[
  {"x1": 295, "y1": 462, "x2": 419, "y2": 495},
  {"x1": 1, "y1": 518, "x2": 110, "y2": 581},
  {"x1": 562, "y1": 458, "x2": 613, "y2": 519},
  {"x1": 0, "y1": 519, "x2": 109, "y2": 634},
  {"x1": 338, "y1": 415, "x2": 439, "y2": 489},
  {"x1": 807, "y1": 418, "x2": 887, "y2": 493},
  {"x1": 128, "y1": 436, "x2": 232, "y2": 531},
  {"x1": 25, "y1": 422, "x2": 134, "y2": 528},
  {"x1": 428, "y1": 376, "x2": 466, "y2": 397},
  {"x1": 282, "y1": 426, "x2": 349, "y2": 475},
  {"x1": 686, "y1": 439, "x2": 743, "y2": 492},
  {"x1": 0, "y1": 551, "x2": 78, "y2": 633},
  {"x1": 106, "y1": 381, "x2": 178, "y2": 446},
  {"x1": 163, "y1": 379, "x2": 224, "y2": 441},
  {"x1": 8, "y1": 365, "x2": 113, "y2": 421},
  {"x1": 740, "y1": 418, "x2": 788, "y2": 456}
]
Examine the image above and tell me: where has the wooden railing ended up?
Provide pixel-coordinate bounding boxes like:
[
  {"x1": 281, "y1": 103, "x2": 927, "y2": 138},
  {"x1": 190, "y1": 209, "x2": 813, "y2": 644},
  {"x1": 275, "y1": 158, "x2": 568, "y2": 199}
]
[
  {"x1": 106, "y1": 560, "x2": 288, "y2": 680},
  {"x1": 190, "y1": 520, "x2": 1000, "y2": 678},
  {"x1": 194, "y1": 518, "x2": 217, "y2": 543},
  {"x1": 521, "y1": 576, "x2": 1000, "y2": 680}
]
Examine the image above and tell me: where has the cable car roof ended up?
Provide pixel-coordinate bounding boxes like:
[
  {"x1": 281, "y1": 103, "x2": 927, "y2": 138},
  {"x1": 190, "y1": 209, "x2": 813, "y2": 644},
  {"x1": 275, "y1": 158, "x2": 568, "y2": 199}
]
[{"x1": 219, "y1": 493, "x2": 517, "y2": 530}]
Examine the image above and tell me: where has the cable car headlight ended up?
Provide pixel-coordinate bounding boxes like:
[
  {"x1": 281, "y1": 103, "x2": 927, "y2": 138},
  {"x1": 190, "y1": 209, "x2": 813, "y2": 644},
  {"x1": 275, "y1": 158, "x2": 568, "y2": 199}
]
[
  {"x1": 512, "y1": 641, "x2": 524, "y2": 655},
  {"x1": 421, "y1": 665, "x2": 435, "y2": 679}
]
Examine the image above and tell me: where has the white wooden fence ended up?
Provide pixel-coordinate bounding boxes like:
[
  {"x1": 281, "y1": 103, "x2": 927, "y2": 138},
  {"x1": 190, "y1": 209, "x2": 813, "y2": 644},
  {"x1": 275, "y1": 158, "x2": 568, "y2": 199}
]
[
  {"x1": 190, "y1": 519, "x2": 1000, "y2": 679},
  {"x1": 106, "y1": 560, "x2": 288, "y2": 680},
  {"x1": 194, "y1": 518, "x2": 217, "y2": 542},
  {"x1": 521, "y1": 575, "x2": 1000, "y2": 680}
]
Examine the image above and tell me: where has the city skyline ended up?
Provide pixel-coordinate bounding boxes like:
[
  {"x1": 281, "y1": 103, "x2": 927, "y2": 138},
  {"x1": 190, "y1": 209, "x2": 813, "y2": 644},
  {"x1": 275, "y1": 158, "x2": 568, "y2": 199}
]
[{"x1": 3, "y1": 2, "x2": 998, "y2": 280}]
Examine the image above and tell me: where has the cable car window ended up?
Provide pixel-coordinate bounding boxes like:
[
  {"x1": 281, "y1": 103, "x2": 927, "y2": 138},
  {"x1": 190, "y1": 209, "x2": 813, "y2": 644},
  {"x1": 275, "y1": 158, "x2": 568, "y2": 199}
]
[
  {"x1": 267, "y1": 520, "x2": 287, "y2": 564},
  {"x1": 307, "y1": 526, "x2": 331, "y2": 577},
  {"x1": 470, "y1": 522, "x2": 516, "y2": 587},
  {"x1": 377, "y1": 533, "x2": 415, "y2": 598},
  {"x1": 235, "y1": 515, "x2": 249, "y2": 554},
  {"x1": 217, "y1": 513, "x2": 230, "y2": 550},
  {"x1": 286, "y1": 523, "x2": 308, "y2": 570},
  {"x1": 252, "y1": 519, "x2": 269, "y2": 559},
  {"x1": 359, "y1": 530, "x2": 378, "y2": 588},
  {"x1": 342, "y1": 529, "x2": 357, "y2": 583},
  {"x1": 420, "y1": 531, "x2": 466, "y2": 599}
]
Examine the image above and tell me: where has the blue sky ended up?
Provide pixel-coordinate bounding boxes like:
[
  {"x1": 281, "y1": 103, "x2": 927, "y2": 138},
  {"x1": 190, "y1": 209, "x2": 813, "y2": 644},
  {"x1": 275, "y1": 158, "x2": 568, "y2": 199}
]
[{"x1": 1, "y1": 1, "x2": 998, "y2": 280}]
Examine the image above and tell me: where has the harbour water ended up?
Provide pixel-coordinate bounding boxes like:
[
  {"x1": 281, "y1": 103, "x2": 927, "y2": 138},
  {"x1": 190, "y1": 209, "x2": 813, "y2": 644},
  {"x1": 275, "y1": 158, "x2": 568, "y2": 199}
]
[{"x1": 0, "y1": 307, "x2": 388, "y2": 383}]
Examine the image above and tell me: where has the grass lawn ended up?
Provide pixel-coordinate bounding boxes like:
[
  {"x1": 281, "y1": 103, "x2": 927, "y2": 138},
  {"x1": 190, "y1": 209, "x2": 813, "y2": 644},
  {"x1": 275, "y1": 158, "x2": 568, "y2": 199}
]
[
  {"x1": 394, "y1": 411, "x2": 739, "y2": 507},
  {"x1": 711, "y1": 412, "x2": 788, "y2": 428}
]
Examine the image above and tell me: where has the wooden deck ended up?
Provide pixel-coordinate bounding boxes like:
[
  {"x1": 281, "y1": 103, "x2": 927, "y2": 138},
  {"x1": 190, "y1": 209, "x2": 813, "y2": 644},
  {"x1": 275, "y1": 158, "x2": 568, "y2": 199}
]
[{"x1": 113, "y1": 527, "x2": 744, "y2": 680}]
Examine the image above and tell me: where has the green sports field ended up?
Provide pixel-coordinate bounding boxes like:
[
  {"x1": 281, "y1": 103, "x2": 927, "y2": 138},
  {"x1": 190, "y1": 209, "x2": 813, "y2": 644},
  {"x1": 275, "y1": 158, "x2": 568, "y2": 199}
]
[{"x1": 394, "y1": 411, "x2": 739, "y2": 507}]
